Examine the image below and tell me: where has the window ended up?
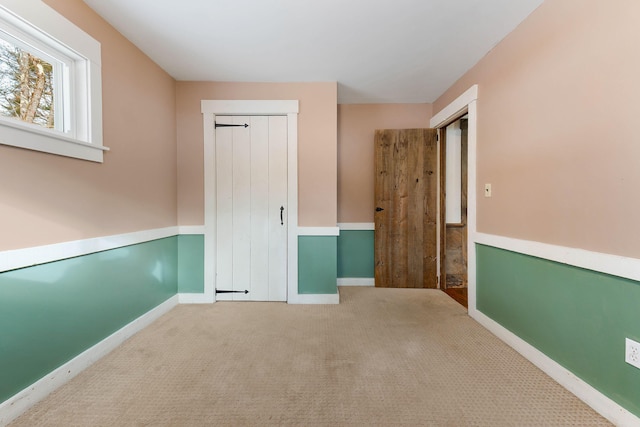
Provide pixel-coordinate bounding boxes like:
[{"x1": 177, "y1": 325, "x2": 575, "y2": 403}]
[
  {"x1": 0, "y1": 1, "x2": 106, "y2": 162},
  {"x1": 0, "y1": 36, "x2": 60, "y2": 131}
]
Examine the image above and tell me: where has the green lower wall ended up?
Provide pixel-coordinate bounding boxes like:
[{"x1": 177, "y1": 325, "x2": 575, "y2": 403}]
[
  {"x1": 298, "y1": 236, "x2": 338, "y2": 294},
  {"x1": 337, "y1": 230, "x2": 374, "y2": 278},
  {"x1": 0, "y1": 232, "x2": 342, "y2": 405},
  {"x1": 178, "y1": 233, "x2": 340, "y2": 295},
  {"x1": 476, "y1": 244, "x2": 640, "y2": 417},
  {"x1": 178, "y1": 234, "x2": 204, "y2": 293},
  {"x1": 0, "y1": 237, "x2": 178, "y2": 403}
]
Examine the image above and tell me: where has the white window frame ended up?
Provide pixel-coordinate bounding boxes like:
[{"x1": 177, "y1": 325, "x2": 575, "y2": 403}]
[{"x1": 0, "y1": 0, "x2": 106, "y2": 162}]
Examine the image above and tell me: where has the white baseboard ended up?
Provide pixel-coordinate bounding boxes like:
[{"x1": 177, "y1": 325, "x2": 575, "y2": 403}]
[
  {"x1": 472, "y1": 310, "x2": 640, "y2": 427},
  {"x1": 0, "y1": 296, "x2": 179, "y2": 426},
  {"x1": 289, "y1": 292, "x2": 340, "y2": 304},
  {"x1": 338, "y1": 278, "x2": 375, "y2": 286},
  {"x1": 178, "y1": 293, "x2": 212, "y2": 304}
]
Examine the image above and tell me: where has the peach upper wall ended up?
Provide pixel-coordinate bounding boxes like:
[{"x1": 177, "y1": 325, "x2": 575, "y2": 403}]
[
  {"x1": 176, "y1": 82, "x2": 337, "y2": 227},
  {"x1": 433, "y1": 0, "x2": 640, "y2": 258},
  {"x1": 0, "y1": 0, "x2": 177, "y2": 251},
  {"x1": 337, "y1": 104, "x2": 432, "y2": 223}
]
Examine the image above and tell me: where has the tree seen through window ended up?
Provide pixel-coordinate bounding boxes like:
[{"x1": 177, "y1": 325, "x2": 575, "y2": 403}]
[{"x1": 0, "y1": 39, "x2": 54, "y2": 129}]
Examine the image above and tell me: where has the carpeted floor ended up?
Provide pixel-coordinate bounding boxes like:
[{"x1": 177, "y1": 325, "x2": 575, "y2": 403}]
[{"x1": 10, "y1": 287, "x2": 610, "y2": 426}]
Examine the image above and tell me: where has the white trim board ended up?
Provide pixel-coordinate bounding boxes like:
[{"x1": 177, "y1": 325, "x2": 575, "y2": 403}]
[
  {"x1": 337, "y1": 223, "x2": 375, "y2": 231},
  {"x1": 430, "y1": 85, "x2": 478, "y2": 128},
  {"x1": 338, "y1": 278, "x2": 375, "y2": 286},
  {"x1": 475, "y1": 233, "x2": 640, "y2": 283},
  {"x1": 298, "y1": 226, "x2": 340, "y2": 236},
  {"x1": 430, "y1": 84, "x2": 478, "y2": 315},
  {"x1": 0, "y1": 296, "x2": 179, "y2": 426},
  {"x1": 177, "y1": 225, "x2": 205, "y2": 235},
  {"x1": 0, "y1": 226, "x2": 179, "y2": 273},
  {"x1": 472, "y1": 310, "x2": 640, "y2": 427}
]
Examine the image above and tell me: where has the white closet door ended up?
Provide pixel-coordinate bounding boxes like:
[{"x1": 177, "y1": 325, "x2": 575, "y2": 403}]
[{"x1": 215, "y1": 115, "x2": 287, "y2": 301}]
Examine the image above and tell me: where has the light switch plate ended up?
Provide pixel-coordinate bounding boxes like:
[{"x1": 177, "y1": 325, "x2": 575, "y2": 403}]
[{"x1": 484, "y1": 183, "x2": 492, "y2": 198}]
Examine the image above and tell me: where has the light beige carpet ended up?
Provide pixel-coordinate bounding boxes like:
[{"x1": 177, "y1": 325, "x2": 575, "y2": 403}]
[{"x1": 11, "y1": 287, "x2": 610, "y2": 426}]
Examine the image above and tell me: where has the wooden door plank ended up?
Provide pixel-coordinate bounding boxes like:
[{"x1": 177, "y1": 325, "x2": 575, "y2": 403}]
[
  {"x1": 386, "y1": 130, "x2": 400, "y2": 288},
  {"x1": 423, "y1": 129, "x2": 438, "y2": 288},
  {"x1": 374, "y1": 130, "x2": 391, "y2": 287},
  {"x1": 439, "y1": 128, "x2": 447, "y2": 290},
  {"x1": 232, "y1": 116, "x2": 252, "y2": 300},
  {"x1": 250, "y1": 116, "x2": 270, "y2": 301},
  {"x1": 392, "y1": 130, "x2": 409, "y2": 288},
  {"x1": 268, "y1": 116, "x2": 288, "y2": 302},
  {"x1": 215, "y1": 117, "x2": 234, "y2": 301},
  {"x1": 407, "y1": 129, "x2": 425, "y2": 288}
]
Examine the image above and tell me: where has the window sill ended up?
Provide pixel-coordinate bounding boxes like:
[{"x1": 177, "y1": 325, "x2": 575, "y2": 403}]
[{"x1": 0, "y1": 117, "x2": 108, "y2": 163}]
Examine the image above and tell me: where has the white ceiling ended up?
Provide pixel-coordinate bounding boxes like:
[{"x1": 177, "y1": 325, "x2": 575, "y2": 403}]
[{"x1": 82, "y1": 0, "x2": 543, "y2": 104}]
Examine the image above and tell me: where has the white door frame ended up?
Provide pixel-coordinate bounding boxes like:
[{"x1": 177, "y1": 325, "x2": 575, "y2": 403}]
[
  {"x1": 201, "y1": 100, "x2": 299, "y2": 303},
  {"x1": 430, "y1": 85, "x2": 478, "y2": 315}
]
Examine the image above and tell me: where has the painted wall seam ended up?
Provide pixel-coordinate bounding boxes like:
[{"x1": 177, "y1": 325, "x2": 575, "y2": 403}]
[{"x1": 476, "y1": 232, "x2": 640, "y2": 282}]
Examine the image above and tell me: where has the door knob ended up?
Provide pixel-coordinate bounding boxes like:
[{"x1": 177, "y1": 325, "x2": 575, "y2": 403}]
[{"x1": 376, "y1": 207, "x2": 384, "y2": 212}]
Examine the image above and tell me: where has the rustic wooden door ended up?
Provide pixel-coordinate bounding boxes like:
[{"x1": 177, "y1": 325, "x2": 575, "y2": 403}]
[{"x1": 374, "y1": 128, "x2": 438, "y2": 288}]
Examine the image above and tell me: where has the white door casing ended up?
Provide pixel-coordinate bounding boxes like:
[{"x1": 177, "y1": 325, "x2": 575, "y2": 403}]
[
  {"x1": 201, "y1": 100, "x2": 299, "y2": 303},
  {"x1": 430, "y1": 85, "x2": 478, "y2": 315}
]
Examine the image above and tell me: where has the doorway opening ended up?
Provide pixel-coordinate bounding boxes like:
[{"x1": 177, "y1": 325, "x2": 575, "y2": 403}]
[
  {"x1": 430, "y1": 85, "x2": 478, "y2": 314},
  {"x1": 439, "y1": 117, "x2": 468, "y2": 308}
]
